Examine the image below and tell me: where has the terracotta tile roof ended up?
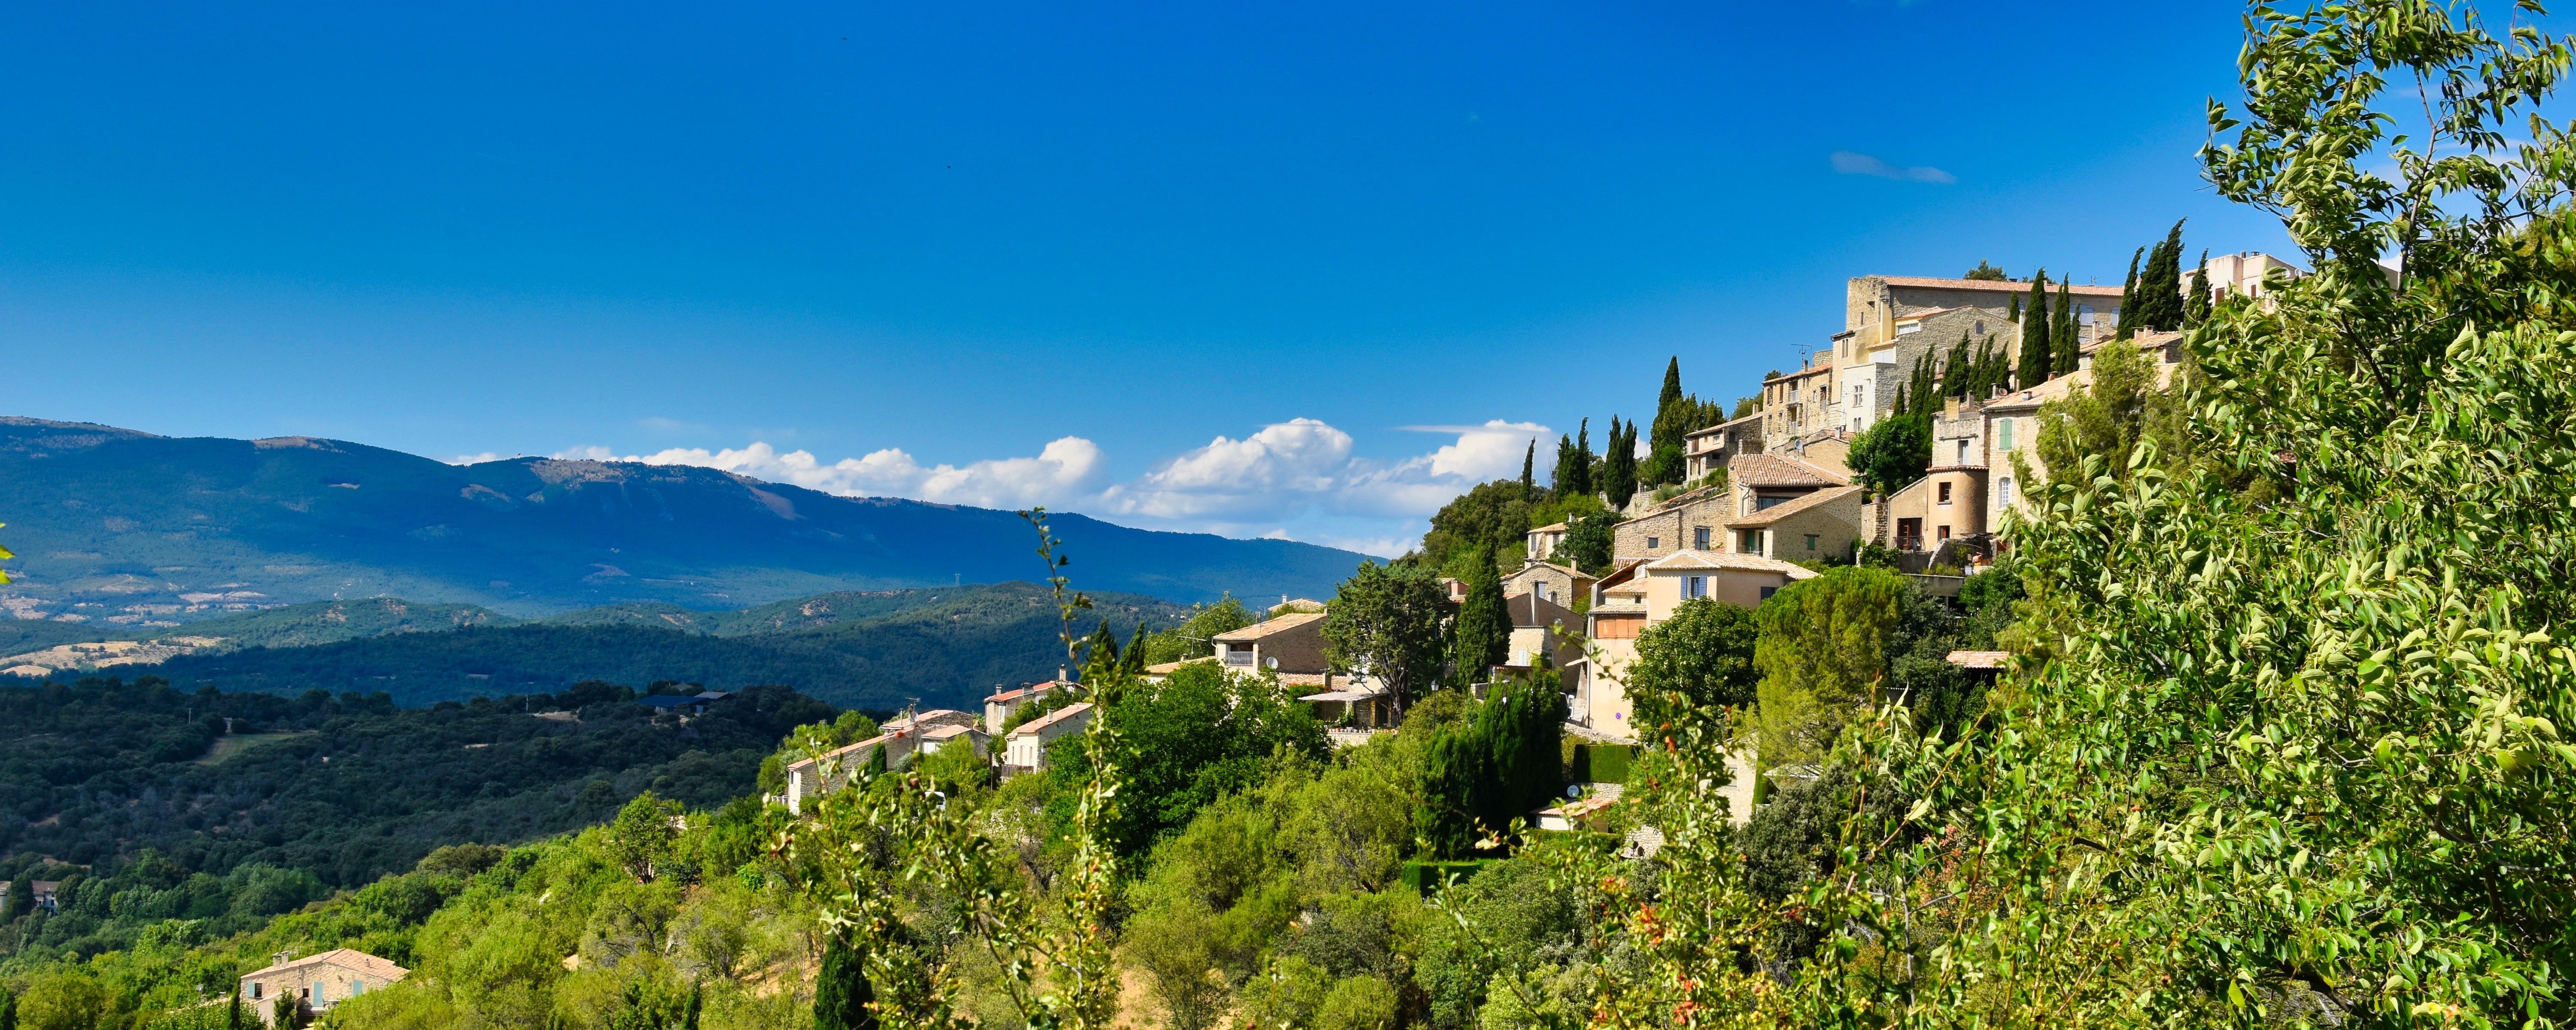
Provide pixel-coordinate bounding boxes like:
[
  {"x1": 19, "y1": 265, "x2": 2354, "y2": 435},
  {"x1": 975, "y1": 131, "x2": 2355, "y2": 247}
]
[
  {"x1": 1729, "y1": 485, "x2": 1863, "y2": 528},
  {"x1": 1727, "y1": 453, "x2": 1851, "y2": 488},
  {"x1": 1011, "y1": 701, "x2": 1094, "y2": 737},
  {"x1": 242, "y1": 948, "x2": 410, "y2": 982},
  {"x1": 1142, "y1": 659, "x2": 1212, "y2": 675},
  {"x1": 1509, "y1": 561, "x2": 1589, "y2": 581},
  {"x1": 920, "y1": 724, "x2": 985, "y2": 741},
  {"x1": 1528, "y1": 521, "x2": 1567, "y2": 533},
  {"x1": 1946, "y1": 650, "x2": 2012, "y2": 670},
  {"x1": 984, "y1": 681, "x2": 1068, "y2": 704},
  {"x1": 1893, "y1": 305, "x2": 1970, "y2": 323},
  {"x1": 1640, "y1": 550, "x2": 1821, "y2": 579},
  {"x1": 1212, "y1": 611, "x2": 1326, "y2": 642},
  {"x1": 1980, "y1": 372, "x2": 2088, "y2": 413},
  {"x1": 1873, "y1": 274, "x2": 2126, "y2": 296},
  {"x1": 1686, "y1": 410, "x2": 1765, "y2": 438}
]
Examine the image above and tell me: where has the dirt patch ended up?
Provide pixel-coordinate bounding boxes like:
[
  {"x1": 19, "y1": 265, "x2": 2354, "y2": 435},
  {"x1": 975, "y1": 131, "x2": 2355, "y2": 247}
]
[{"x1": 195, "y1": 731, "x2": 313, "y2": 765}]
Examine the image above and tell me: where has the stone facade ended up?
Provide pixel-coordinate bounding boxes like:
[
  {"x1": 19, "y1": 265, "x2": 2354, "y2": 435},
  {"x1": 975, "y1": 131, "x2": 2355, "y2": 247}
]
[
  {"x1": 1503, "y1": 561, "x2": 1593, "y2": 609},
  {"x1": 242, "y1": 949, "x2": 409, "y2": 1026}
]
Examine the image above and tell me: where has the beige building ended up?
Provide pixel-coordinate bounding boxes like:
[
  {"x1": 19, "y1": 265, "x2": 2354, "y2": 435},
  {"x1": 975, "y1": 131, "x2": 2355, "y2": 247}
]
[
  {"x1": 782, "y1": 709, "x2": 979, "y2": 814},
  {"x1": 1615, "y1": 452, "x2": 1858, "y2": 564},
  {"x1": 1001, "y1": 701, "x2": 1093, "y2": 773},
  {"x1": 984, "y1": 681, "x2": 1068, "y2": 735},
  {"x1": 242, "y1": 949, "x2": 408, "y2": 1025},
  {"x1": 1683, "y1": 410, "x2": 1766, "y2": 481},
  {"x1": 1574, "y1": 552, "x2": 1817, "y2": 739},
  {"x1": 1212, "y1": 612, "x2": 1329, "y2": 679}
]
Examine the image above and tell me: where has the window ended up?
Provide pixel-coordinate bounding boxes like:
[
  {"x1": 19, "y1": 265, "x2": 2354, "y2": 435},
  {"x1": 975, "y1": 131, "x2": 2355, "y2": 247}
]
[
  {"x1": 1938, "y1": 525, "x2": 1952, "y2": 542},
  {"x1": 1684, "y1": 576, "x2": 1707, "y2": 599},
  {"x1": 1996, "y1": 418, "x2": 2014, "y2": 451},
  {"x1": 1759, "y1": 585, "x2": 1779, "y2": 600},
  {"x1": 1536, "y1": 582, "x2": 1552, "y2": 602},
  {"x1": 1804, "y1": 533, "x2": 1818, "y2": 551},
  {"x1": 1975, "y1": 320, "x2": 1986, "y2": 335},
  {"x1": 1956, "y1": 439, "x2": 1970, "y2": 464},
  {"x1": 1645, "y1": 536, "x2": 1659, "y2": 550},
  {"x1": 1938, "y1": 481, "x2": 1953, "y2": 504},
  {"x1": 251, "y1": 984, "x2": 264, "y2": 1000},
  {"x1": 1998, "y1": 477, "x2": 2016, "y2": 508},
  {"x1": 1693, "y1": 527, "x2": 1710, "y2": 550},
  {"x1": 1738, "y1": 529, "x2": 1765, "y2": 554}
]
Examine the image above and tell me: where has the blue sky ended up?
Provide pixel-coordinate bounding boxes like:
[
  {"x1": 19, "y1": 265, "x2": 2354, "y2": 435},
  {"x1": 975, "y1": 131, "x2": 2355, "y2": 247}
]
[{"x1": 2, "y1": 1, "x2": 2301, "y2": 553}]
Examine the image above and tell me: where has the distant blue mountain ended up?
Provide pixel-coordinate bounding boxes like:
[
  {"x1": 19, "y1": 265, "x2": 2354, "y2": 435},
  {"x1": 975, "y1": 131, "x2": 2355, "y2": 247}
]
[{"x1": 0, "y1": 417, "x2": 1365, "y2": 621}]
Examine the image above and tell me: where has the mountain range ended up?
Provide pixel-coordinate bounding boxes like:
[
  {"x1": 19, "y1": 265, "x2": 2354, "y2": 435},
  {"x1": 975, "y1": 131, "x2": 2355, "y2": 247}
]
[
  {"x1": 0, "y1": 416, "x2": 1366, "y2": 627},
  {"x1": 5, "y1": 587, "x2": 1196, "y2": 709}
]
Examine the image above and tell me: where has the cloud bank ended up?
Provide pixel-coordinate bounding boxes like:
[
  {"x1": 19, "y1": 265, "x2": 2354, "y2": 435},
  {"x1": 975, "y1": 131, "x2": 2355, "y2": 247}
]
[
  {"x1": 549, "y1": 417, "x2": 1550, "y2": 557},
  {"x1": 1830, "y1": 150, "x2": 1957, "y2": 184}
]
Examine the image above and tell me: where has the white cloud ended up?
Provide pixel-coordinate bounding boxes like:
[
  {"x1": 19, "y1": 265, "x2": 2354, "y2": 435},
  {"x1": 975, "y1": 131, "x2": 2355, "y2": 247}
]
[
  {"x1": 550, "y1": 417, "x2": 1545, "y2": 557},
  {"x1": 445, "y1": 452, "x2": 508, "y2": 465},
  {"x1": 1830, "y1": 150, "x2": 1956, "y2": 184},
  {"x1": 553, "y1": 438, "x2": 1106, "y2": 509}
]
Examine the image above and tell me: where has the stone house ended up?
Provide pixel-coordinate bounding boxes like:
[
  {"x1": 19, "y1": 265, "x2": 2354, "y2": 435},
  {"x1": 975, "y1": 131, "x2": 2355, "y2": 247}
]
[
  {"x1": 1525, "y1": 522, "x2": 1568, "y2": 563},
  {"x1": 241, "y1": 948, "x2": 408, "y2": 1025},
  {"x1": 1002, "y1": 702, "x2": 1093, "y2": 774},
  {"x1": 984, "y1": 680, "x2": 1069, "y2": 735},
  {"x1": 1212, "y1": 612, "x2": 1329, "y2": 677},
  {"x1": 1502, "y1": 559, "x2": 1593, "y2": 610},
  {"x1": 1683, "y1": 410, "x2": 1766, "y2": 481}
]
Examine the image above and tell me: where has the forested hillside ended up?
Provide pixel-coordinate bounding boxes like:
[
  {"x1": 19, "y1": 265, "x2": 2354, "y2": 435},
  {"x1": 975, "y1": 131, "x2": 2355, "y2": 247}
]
[{"x1": 122, "y1": 583, "x2": 1193, "y2": 709}]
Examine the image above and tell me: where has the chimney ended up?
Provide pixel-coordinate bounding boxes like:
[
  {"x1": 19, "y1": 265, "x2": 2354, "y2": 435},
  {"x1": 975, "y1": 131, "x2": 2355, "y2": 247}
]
[
  {"x1": 1059, "y1": 665, "x2": 1069, "y2": 684},
  {"x1": 274, "y1": 950, "x2": 293, "y2": 967}
]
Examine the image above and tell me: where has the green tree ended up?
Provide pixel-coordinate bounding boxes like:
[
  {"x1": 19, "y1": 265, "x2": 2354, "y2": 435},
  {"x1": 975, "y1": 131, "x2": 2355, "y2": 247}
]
[
  {"x1": 1318, "y1": 561, "x2": 1449, "y2": 715},
  {"x1": 1962, "y1": 259, "x2": 2007, "y2": 280},
  {"x1": 1518, "y1": 440, "x2": 1534, "y2": 496},
  {"x1": 2031, "y1": 333, "x2": 2172, "y2": 488},
  {"x1": 813, "y1": 932, "x2": 878, "y2": 1030},
  {"x1": 1623, "y1": 598, "x2": 1761, "y2": 732},
  {"x1": 608, "y1": 791, "x2": 682, "y2": 882},
  {"x1": 1446, "y1": 555, "x2": 1510, "y2": 687},
  {"x1": 1598, "y1": 417, "x2": 1638, "y2": 508},
  {"x1": 2184, "y1": 248, "x2": 2213, "y2": 326},
  {"x1": 1140, "y1": 595, "x2": 1258, "y2": 664},
  {"x1": 1750, "y1": 566, "x2": 1906, "y2": 767},
  {"x1": 2016, "y1": 269, "x2": 2052, "y2": 384},
  {"x1": 2114, "y1": 244, "x2": 2145, "y2": 338},
  {"x1": 2135, "y1": 218, "x2": 2186, "y2": 330},
  {"x1": 1052, "y1": 661, "x2": 1325, "y2": 858},
  {"x1": 1554, "y1": 509, "x2": 1620, "y2": 576},
  {"x1": 2048, "y1": 279, "x2": 2079, "y2": 375},
  {"x1": 1551, "y1": 422, "x2": 1594, "y2": 500},
  {"x1": 1844, "y1": 412, "x2": 1930, "y2": 496}
]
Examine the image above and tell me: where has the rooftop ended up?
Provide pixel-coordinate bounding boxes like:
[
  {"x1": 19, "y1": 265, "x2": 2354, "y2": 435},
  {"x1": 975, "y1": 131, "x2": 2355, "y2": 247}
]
[
  {"x1": 1012, "y1": 701, "x2": 1095, "y2": 737},
  {"x1": 1947, "y1": 650, "x2": 2012, "y2": 670},
  {"x1": 1728, "y1": 485, "x2": 1864, "y2": 528},
  {"x1": 1728, "y1": 453, "x2": 1852, "y2": 488},
  {"x1": 1870, "y1": 274, "x2": 2126, "y2": 297},
  {"x1": 984, "y1": 680, "x2": 1069, "y2": 704},
  {"x1": 242, "y1": 948, "x2": 410, "y2": 982},
  {"x1": 1212, "y1": 610, "x2": 1327, "y2": 642},
  {"x1": 1642, "y1": 550, "x2": 1823, "y2": 579}
]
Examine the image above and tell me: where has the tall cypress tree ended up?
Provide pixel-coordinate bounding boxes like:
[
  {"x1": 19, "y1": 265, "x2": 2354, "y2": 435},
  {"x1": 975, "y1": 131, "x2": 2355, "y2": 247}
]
[
  {"x1": 1601, "y1": 417, "x2": 1640, "y2": 507},
  {"x1": 2019, "y1": 270, "x2": 2054, "y2": 384},
  {"x1": 1450, "y1": 554, "x2": 1511, "y2": 686},
  {"x1": 815, "y1": 933, "x2": 879, "y2": 1030},
  {"x1": 1519, "y1": 440, "x2": 1535, "y2": 497},
  {"x1": 2050, "y1": 280, "x2": 2081, "y2": 375},
  {"x1": 1647, "y1": 358, "x2": 1690, "y2": 485},
  {"x1": 2114, "y1": 245, "x2": 2145, "y2": 339},
  {"x1": 2185, "y1": 249, "x2": 2214, "y2": 327},
  {"x1": 1571, "y1": 418, "x2": 1594, "y2": 497},
  {"x1": 1940, "y1": 331, "x2": 1971, "y2": 399},
  {"x1": 2138, "y1": 219, "x2": 2187, "y2": 330}
]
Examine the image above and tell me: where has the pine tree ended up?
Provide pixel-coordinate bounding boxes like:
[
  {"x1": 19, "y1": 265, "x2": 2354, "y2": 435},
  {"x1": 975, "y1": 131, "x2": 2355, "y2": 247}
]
[
  {"x1": 2019, "y1": 270, "x2": 2054, "y2": 384},
  {"x1": 814, "y1": 933, "x2": 880, "y2": 1030},
  {"x1": 2050, "y1": 280, "x2": 2080, "y2": 375},
  {"x1": 1519, "y1": 440, "x2": 1535, "y2": 497},
  {"x1": 2114, "y1": 245, "x2": 2145, "y2": 339},
  {"x1": 1449, "y1": 555, "x2": 1511, "y2": 686}
]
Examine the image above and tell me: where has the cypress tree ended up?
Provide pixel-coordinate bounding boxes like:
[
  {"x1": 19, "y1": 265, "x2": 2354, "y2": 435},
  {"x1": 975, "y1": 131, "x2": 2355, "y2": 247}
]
[
  {"x1": 2139, "y1": 219, "x2": 2186, "y2": 330},
  {"x1": 1601, "y1": 417, "x2": 1639, "y2": 507},
  {"x1": 1571, "y1": 419, "x2": 1594, "y2": 497},
  {"x1": 1450, "y1": 555, "x2": 1511, "y2": 686},
  {"x1": 227, "y1": 990, "x2": 240, "y2": 1030},
  {"x1": 684, "y1": 983, "x2": 704, "y2": 1030},
  {"x1": 2018, "y1": 270, "x2": 2054, "y2": 384},
  {"x1": 2115, "y1": 245, "x2": 2145, "y2": 339},
  {"x1": 2185, "y1": 249, "x2": 2213, "y2": 327},
  {"x1": 1940, "y1": 331, "x2": 1970, "y2": 399},
  {"x1": 2050, "y1": 280, "x2": 2080, "y2": 375},
  {"x1": 1519, "y1": 440, "x2": 1535, "y2": 497},
  {"x1": 1647, "y1": 358, "x2": 1692, "y2": 485},
  {"x1": 814, "y1": 933, "x2": 880, "y2": 1030},
  {"x1": 1552, "y1": 435, "x2": 1577, "y2": 497},
  {"x1": 2007, "y1": 292, "x2": 2021, "y2": 322}
]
